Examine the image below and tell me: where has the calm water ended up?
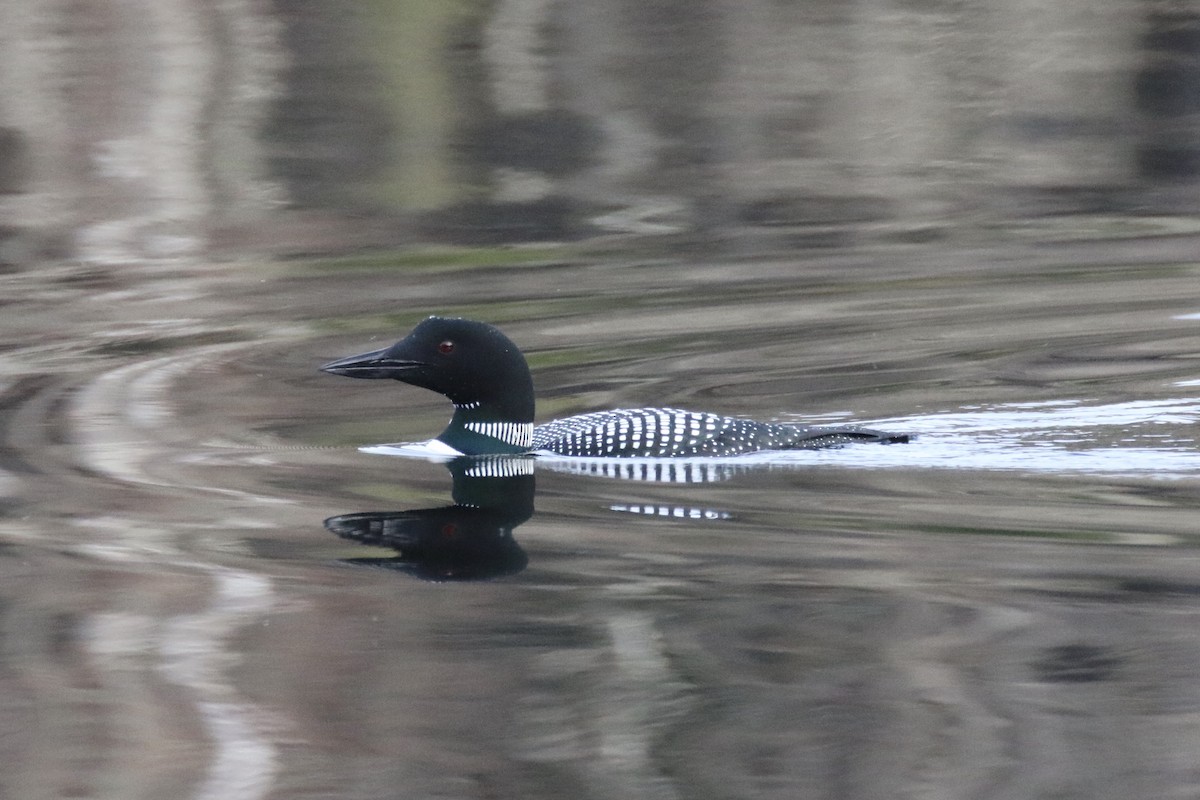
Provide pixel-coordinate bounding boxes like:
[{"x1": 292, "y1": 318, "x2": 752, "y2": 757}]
[{"x1": 3, "y1": 229, "x2": 1200, "y2": 799}]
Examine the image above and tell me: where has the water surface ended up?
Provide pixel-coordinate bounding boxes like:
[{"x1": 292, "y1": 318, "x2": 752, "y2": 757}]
[{"x1": 2, "y1": 232, "x2": 1200, "y2": 799}]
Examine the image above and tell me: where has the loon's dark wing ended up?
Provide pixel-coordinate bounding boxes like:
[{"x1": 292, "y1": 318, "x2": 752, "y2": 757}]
[{"x1": 531, "y1": 408, "x2": 907, "y2": 457}]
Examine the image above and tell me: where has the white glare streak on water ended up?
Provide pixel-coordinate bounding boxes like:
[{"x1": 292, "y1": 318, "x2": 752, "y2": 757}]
[{"x1": 811, "y1": 398, "x2": 1200, "y2": 476}]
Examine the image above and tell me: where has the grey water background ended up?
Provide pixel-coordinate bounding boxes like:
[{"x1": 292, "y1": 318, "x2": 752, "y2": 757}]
[{"x1": 3, "y1": 2, "x2": 1200, "y2": 799}]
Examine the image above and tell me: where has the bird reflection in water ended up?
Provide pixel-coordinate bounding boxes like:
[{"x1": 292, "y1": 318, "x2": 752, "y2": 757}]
[
  {"x1": 326, "y1": 454, "x2": 758, "y2": 580},
  {"x1": 325, "y1": 456, "x2": 535, "y2": 581}
]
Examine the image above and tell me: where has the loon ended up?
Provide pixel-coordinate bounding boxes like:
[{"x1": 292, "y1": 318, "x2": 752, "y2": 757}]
[{"x1": 321, "y1": 316, "x2": 909, "y2": 457}]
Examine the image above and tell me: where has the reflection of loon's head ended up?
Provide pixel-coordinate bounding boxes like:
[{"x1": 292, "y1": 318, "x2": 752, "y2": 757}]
[
  {"x1": 325, "y1": 509, "x2": 529, "y2": 581},
  {"x1": 326, "y1": 457, "x2": 535, "y2": 581}
]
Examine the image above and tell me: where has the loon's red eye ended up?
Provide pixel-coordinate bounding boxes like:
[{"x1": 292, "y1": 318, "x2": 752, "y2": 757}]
[{"x1": 438, "y1": 340, "x2": 455, "y2": 355}]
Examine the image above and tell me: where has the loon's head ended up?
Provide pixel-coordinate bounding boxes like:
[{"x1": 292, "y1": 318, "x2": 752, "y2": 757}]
[{"x1": 321, "y1": 316, "x2": 536, "y2": 453}]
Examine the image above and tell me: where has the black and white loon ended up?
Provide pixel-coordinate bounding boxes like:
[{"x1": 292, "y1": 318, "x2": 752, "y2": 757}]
[{"x1": 321, "y1": 316, "x2": 909, "y2": 457}]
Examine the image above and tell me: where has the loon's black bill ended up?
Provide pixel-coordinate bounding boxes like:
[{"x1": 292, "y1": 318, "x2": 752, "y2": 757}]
[{"x1": 321, "y1": 348, "x2": 425, "y2": 380}]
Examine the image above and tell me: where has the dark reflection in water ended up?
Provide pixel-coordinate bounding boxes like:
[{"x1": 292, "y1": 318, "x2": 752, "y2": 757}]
[
  {"x1": 325, "y1": 454, "x2": 762, "y2": 579},
  {"x1": 326, "y1": 457, "x2": 534, "y2": 580}
]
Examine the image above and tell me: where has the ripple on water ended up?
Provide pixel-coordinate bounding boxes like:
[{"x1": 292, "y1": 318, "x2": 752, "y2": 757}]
[{"x1": 809, "y1": 398, "x2": 1200, "y2": 477}]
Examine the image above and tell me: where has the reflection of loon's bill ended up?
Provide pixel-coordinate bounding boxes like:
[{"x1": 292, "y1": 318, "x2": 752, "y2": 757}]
[
  {"x1": 325, "y1": 508, "x2": 531, "y2": 581},
  {"x1": 611, "y1": 503, "x2": 732, "y2": 520},
  {"x1": 533, "y1": 453, "x2": 754, "y2": 483},
  {"x1": 325, "y1": 510, "x2": 422, "y2": 548}
]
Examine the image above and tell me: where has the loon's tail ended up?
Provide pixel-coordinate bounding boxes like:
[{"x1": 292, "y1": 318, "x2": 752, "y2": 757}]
[{"x1": 786, "y1": 425, "x2": 911, "y2": 448}]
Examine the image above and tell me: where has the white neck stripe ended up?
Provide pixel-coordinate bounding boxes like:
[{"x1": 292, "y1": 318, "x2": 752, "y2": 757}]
[{"x1": 465, "y1": 421, "x2": 534, "y2": 448}]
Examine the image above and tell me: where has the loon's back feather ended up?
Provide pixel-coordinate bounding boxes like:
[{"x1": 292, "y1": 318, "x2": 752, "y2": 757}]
[{"x1": 532, "y1": 407, "x2": 905, "y2": 457}]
